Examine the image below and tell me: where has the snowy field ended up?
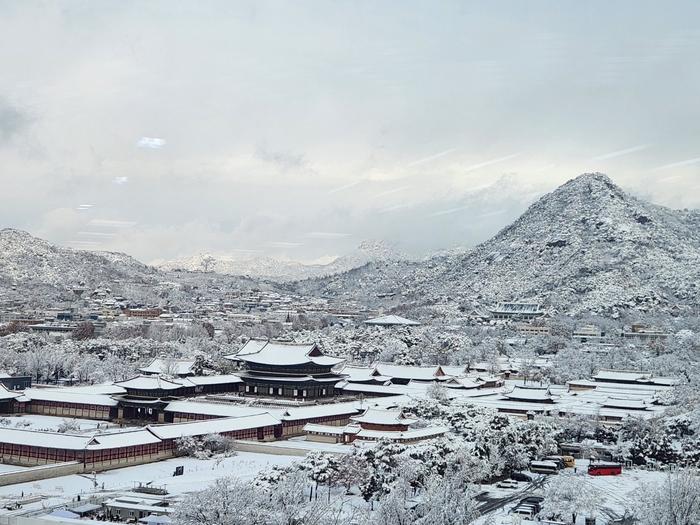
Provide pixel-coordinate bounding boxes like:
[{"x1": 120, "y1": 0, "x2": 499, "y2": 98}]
[
  {"x1": 0, "y1": 452, "x2": 300, "y2": 515},
  {"x1": 0, "y1": 414, "x2": 128, "y2": 433}
]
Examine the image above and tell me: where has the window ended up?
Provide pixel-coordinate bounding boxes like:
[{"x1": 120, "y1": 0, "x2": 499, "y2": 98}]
[
  {"x1": 277, "y1": 388, "x2": 282, "y2": 395},
  {"x1": 246, "y1": 385, "x2": 251, "y2": 393},
  {"x1": 269, "y1": 387, "x2": 274, "y2": 395},
  {"x1": 302, "y1": 389, "x2": 307, "y2": 397},
  {"x1": 322, "y1": 388, "x2": 326, "y2": 396},
  {"x1": 293, "y1": 389, "x2": 298, "y2": 396}
]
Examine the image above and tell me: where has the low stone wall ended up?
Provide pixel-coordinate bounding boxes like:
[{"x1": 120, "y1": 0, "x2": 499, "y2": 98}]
[
  {"x1": 0, "y1": 517, "x2": 96, "y2": 525},
  {"x1": 233, "y1": 440, "x2": 346, "y2": 457},
  {"x1": 233, "y1": 440, "x2": 312, "y2": 457},
  {"x1": 0, "y1": 461, "x2": 82, "y2": 487},
  {"x1": 0, "y1": 452, "x2": 175, "y2": 486},
  {"x1": 89, "y1": 451, "x2": 173, "y2": 472}
]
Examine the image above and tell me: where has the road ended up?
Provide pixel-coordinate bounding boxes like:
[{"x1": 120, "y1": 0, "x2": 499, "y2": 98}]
[{"x1": 476, "y1": 476, "x2": 547, "y2": 515}]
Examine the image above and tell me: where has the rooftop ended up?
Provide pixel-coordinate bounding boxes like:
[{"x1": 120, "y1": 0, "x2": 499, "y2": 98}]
[
  {"x1": 364, "y1": 315, "x2": 421, "y2": 326},
  {"x1": 225, "y1": 339, "x2": 345, "y2": 368}
]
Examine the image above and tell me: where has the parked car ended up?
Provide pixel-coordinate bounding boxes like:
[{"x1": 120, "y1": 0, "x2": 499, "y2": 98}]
[
  {"x1": 496, "y1": 479, "x2": 519, "y2": 489},
  {"x1": 511, "y1": 503, "x2": 538, "y2": 517},
  {"x1": 510, "y1": 471, "x2": 533, "y2": 482},
  {"x1": 530, "y1": 460, "x2": 560, "y2": 474},
  {"x1": 517, "y1": 496, "x2": 544, "y2": 514}
]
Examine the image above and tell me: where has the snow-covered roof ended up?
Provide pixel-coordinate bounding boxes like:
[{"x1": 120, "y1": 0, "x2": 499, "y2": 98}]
[
  {"x1": 445, "y1": 377, "x2": 483, "y2": 389},
  {"x1": 87, "y1": 429, "x2": 161, "y2": 450},
  {"x1": 139, "y1": 515, "x2": 172, "y2": 525},
  {"x1": 601, "y1": 397, "x2": 648, "y2": 410},
  {"x1": 237, "y1": 372, "x2": 339, "y2": 383},
  {"x1": 503, "y1": 385, "x2": 553, "y2": 402},
  {"x1": 373, "y1": 363, "x2": 444, "y2": 381},
  {"x1": 336, "y1": 380, "x2": 460, "y2": 398},
  {"x1": 164, "y1": 400, "x2": 271, "y2": 418},
  {"x1": 441, "y1": 365, "x2": 467, "y2": 377},
  {"x1": 567, "y1": 379, "x2": 674, "y2": 394},
  {"x1": 0, "y1": 428, "x2": 94, "y2": 450},
  {"x1": 0, "y1": 384, "x2": 22, "y2": 401},
  {"x1": 23, "y1": 388, "x2": 118, "y2": 407},
  {"x1": 139, "y1": 358, "x2": 196, "y2": 376},
  {"x1": 280, "y1": 402, "x2": 362, "y2": 421},
  {"x1": 225, "y1": 340, "x2": 345, "y2": 367},
  {"x1": 350, "y1": 408, "x2": 416, "y2": 426},
  {"x1": 58, "y1": 383, "x2": 127, "y2": 395},
  {"x1": 303, "y1": 423, "x2": 447, "y2": 441},
  {"x1": 114, "y1": 375, "x2": 184, "y2": 391},
  {"x1": 356, "y1": 426, "x2": 448, "y2": 441},
  {"x1": 364, "y1": 315, "x2": 421, "y2": 326},
  {"x1": 339, "y1": 365, "x2": 390, "y2": 383},
  {"x1": 147, "y1": 413, "x2": 280, "y2": 440},
  {"x1": 183, "y1": 374, "x2": 243, "y2": 386},
  {"x1": 593, "y1": 370, "x2": 651, "y2": 382},
  {"x1": 303, "y1": 423, "x2": 358, "y2": 436},
  {"x1": 489, "y1": 302, "x2": 543, "y2": 314}
]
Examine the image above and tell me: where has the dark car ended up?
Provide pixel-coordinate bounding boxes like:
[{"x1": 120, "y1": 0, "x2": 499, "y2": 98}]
[
  {"x1": 519, "y1": 496, "x2": 544, "y2": 514},
  {"x1": 510, "y1": 472, "x2": 533, "y2": 482}
]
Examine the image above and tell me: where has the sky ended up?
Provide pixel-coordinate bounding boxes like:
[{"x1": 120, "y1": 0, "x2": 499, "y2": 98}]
[{"x1": 1, "y1": 1, "x2": 699, "y2": 264}]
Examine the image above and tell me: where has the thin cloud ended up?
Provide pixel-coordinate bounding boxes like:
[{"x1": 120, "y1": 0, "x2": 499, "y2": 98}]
[
  {"x1": 428, "y1": 205, "x2": 470, "y2": 218},
  {"x1": 651, "y1": 157, "x2": 700, "y2": 171},
  {"x1": 229, "y1": 248, "x2": 263, "y2": 254},
  {"x1": 77, "y1": 231, "x2": 116, "y2": 237},
  {"x1": 67, "y1": 240, "x2": 100, "y2": 247},
  {"x1": 305, "y1": 232, "x2": 352, "y2": 239},
  {"x1": 112, "y1": 176, "x2": 129, "y2": 185},
  {"x1": 405, "y1": 148, "x2": 458, "y2": 168},
  {"x1": 476, "y1": 209, "x2": 508, "y2": 219},
  {"x1": 328, "y1": 180, "x2": 362, "y2": 194},
  {"x1": 137, "y1": 137, "x2": 166, "y2": 149},
  {"x1": 591, "y1": 144, "x2": 650, "y2": 161},
  {"x1": 372, "y1": 185, "x2": 411, "y2": 199},
  {"x1": 378, "y1": 203, "x2": 411, "y2": 213},
  {"x1": 267, "y1": 241, "x2": 304, "y2": 248},
  {"x1": 88, "y1": 219, "x2": 137, "y2": 228},
  {"x1": 463, "y1": 153, "x2": 522, "y2": 173}
]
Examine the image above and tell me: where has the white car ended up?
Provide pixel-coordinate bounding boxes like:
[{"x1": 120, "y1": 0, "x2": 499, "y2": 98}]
[{"x1": 496, "y1": 479, "x2": 519, "y2": 489}]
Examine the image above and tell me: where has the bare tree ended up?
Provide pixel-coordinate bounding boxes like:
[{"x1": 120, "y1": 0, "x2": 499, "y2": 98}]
[
  {"x1": 72, "y1": 321, "x2": 95, "y2": 340},
  {"x1": 636, "y1": 468, "x2": 700, "y2": 525}
]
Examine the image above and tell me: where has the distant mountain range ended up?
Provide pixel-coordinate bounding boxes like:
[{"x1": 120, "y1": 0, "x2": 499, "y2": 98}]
[
  {"x1": 153, "y1": 240, "x2": 406, "y2": 282},
  {"x1": 0, "y1": 228, "x2": 159, "y2": 303},
  {"x1": 294, "y1": 173, "x2": 700, "y2": 315},
  {"x1": 3, "y1": 173, "x2": 700, "y2": 315}
]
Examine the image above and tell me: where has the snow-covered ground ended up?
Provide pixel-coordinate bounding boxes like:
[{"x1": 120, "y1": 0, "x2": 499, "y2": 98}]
[
  {"x1": 474, "y1": 461, "x2": 668, "y2": 525},
  {"x1": 0, "y1": 414, "x2": 128, "y2": 433},
  {"x1": 0, "y1": 452, "x2": 300, "y2": 516}
]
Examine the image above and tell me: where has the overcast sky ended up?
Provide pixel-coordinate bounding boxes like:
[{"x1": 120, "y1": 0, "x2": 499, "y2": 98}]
[{"x1": 1, "y1": 1, "x2": 699, "y2": 263}]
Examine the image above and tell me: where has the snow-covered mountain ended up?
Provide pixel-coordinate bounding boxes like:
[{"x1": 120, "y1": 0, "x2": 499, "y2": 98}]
[
  {"x1": 155, "y1": 240, "x2": 405, "y2": 282},
  {"x1": 295, "y1": 173, "x2": 700, "y2": 314},
  {"x1": 0, "y1": 228, "x2": 159, "y2": 298}
]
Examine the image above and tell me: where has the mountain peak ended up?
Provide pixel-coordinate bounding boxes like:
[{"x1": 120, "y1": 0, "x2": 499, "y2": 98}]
[
  {"x1": 298, "y1": 173, "x2": 700, "y2": 314},
  {"x1": 556, "y1": 172, "x2": 624, "y2": 199}
]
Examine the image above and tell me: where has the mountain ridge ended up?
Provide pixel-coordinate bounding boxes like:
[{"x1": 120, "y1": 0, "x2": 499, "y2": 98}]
[
  {"x1": 153, "y1": 239, "x2": 406, "y2": 282},
  {"x1": 294, "y1": 173, "x2": 700, "y2": 314}
]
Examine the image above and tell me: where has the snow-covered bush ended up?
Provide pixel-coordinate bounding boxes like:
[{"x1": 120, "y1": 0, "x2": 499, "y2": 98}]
[
  {"x1": 175, "y1": 434, "x2": 236, "y2": 459},
  {"x1": 56, "y1": 419, "x2": 81, "y2": 433}
]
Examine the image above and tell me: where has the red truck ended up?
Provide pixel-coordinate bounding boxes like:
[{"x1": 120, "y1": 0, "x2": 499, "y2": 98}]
[{"x1": 588, "y1": 461, "x2": 622, "y2": 476}]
